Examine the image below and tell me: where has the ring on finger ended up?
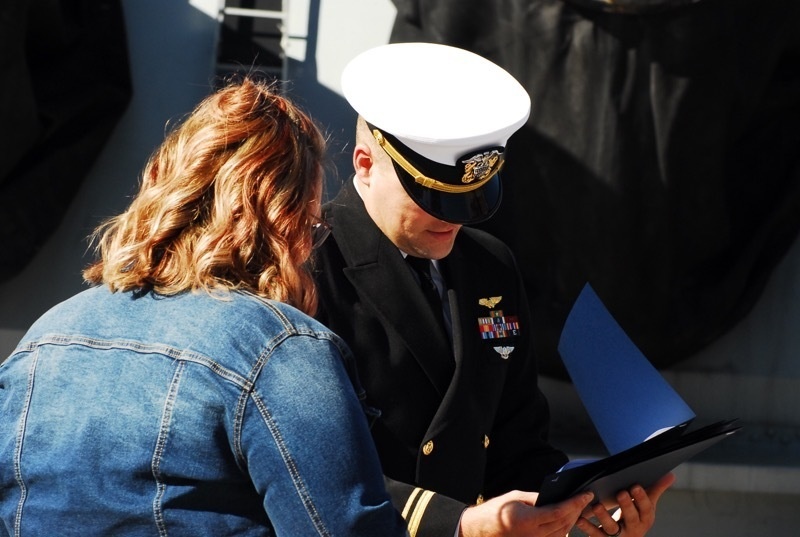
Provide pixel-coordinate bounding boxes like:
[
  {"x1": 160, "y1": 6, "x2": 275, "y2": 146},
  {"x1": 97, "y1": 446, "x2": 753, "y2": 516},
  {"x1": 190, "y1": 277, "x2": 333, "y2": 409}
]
[{"x1": 603, "y1": 521, "x2": 623, "y2": 537}]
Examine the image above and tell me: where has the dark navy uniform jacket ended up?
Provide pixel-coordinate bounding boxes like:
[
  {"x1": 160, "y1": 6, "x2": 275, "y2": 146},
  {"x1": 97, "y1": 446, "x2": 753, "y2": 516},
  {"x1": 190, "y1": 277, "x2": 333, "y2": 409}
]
[{"x1": 313, "y1": 179, "x2": 567, "y2": 537}]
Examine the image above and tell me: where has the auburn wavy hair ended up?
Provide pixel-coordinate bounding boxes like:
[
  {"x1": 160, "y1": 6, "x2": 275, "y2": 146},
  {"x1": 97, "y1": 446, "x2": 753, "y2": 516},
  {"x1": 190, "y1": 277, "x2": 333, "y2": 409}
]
[{"x1": 83, "y1": 77, "x2": 326, "y2": 315}]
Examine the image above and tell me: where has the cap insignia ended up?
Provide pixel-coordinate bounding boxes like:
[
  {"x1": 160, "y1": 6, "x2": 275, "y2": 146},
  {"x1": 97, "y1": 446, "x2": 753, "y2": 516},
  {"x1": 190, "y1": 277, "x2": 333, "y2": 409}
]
[{"x1": 462, "y1": 150, "x2": 503, "y2": 184}]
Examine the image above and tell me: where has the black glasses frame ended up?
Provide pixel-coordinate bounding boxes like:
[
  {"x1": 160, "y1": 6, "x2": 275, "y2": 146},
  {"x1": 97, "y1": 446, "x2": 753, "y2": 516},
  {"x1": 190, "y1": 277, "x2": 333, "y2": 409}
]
[{"x1": 311, "y1": 218, "x2": 332, "y2": 249}]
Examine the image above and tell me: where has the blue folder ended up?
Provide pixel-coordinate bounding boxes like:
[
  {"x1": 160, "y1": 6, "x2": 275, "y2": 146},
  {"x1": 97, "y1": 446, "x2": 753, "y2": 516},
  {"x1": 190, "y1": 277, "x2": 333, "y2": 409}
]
[
  {"x1": 557, "y1": 283, "x2": 696, "y2": 455},
  {"x1": 537, "y1": 283, "x2": 739, "y2": 506}
]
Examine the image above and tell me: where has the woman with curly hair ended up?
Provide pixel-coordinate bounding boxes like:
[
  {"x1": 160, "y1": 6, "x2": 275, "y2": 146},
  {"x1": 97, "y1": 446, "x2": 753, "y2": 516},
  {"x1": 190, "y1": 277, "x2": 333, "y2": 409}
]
[{"x1": 0, "y1": 77, "x2": 406, "y2": 537}]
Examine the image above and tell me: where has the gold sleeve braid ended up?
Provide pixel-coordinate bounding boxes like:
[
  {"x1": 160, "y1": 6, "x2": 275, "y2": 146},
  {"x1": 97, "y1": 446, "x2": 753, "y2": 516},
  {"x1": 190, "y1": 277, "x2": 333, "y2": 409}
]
[{"x1": 401, "y1": 487, "x2": 436, "y2": 537}]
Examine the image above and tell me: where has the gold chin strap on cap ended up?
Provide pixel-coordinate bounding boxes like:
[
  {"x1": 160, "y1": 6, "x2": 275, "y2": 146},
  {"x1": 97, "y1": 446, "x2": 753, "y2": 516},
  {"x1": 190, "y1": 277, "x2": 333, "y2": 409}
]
[{"x1": 372, "y1": 129, "x2": 504, "y2": 194}]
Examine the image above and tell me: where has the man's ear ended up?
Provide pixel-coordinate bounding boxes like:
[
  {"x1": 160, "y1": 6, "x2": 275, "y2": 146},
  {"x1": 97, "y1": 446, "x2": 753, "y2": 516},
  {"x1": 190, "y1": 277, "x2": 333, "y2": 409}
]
[{"x1": 353, "y1": 143, "x2": 374, "y2": 186}]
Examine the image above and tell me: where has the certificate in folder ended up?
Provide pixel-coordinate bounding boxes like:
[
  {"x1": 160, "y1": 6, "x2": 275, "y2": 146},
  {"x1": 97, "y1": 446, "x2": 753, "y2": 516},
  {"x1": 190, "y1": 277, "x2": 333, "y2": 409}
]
[{"x1": 537, "y1": 284, "x2": 740, "y2": 506}]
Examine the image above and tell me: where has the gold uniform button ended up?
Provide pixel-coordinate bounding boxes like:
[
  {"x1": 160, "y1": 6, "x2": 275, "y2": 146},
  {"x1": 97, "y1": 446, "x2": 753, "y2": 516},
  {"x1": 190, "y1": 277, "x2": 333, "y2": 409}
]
[
  {"x1": 476, "y1": 494, "x2": 484, "y2": 505},
  {"x1": 422, "y1": 440, "x2": 434, "y2": 455},
  {"x1": 483, "y1": 435, "x2": 490, "y2": 449}
]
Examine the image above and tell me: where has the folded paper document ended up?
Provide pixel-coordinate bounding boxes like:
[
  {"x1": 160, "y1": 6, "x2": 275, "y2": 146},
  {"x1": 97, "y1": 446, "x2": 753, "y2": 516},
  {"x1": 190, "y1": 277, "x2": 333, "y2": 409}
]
[{"x1": 537, "y1": 284, "x2": 740, "y2": 506}]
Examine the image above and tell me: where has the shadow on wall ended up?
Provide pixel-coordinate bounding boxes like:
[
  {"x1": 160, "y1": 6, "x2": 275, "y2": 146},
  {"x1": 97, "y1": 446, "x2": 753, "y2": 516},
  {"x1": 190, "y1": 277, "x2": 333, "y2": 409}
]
[
  {"x1": 213, "y1": 0, "x2": 356, "y2": 197},
  {"x1": 286, "y1": 65, "x2": 358, "y2": 201},
  {"x1": 0, "y1": 0, "x2": 354, "y2": 362},
  {"x1": 284, "y1": 0, "x2": 357, "y2": 199},
  {"x1": 0, "y1": 0, "x2": 132, "y2": 282},
  {"x1": 0, "y1": 0, "x2": 220, "y2": 358}
]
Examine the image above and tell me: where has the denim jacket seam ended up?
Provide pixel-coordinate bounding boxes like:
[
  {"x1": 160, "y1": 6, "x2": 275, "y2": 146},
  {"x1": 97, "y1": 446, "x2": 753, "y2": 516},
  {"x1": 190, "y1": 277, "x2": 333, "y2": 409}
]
[
  {"x1": 243, "y1": 291, "x2": 297, "y2": 336},
  {"x1": 231, "y1": 328, "x2": 288, "y2": 472},
  {"x1": 234, "y1": 329, "x2": 333, "y2": 535},
  {"x1": 151, "y1": 360, "x2": 186, "y2": 537},
  {"x1": 249, "y1": 389, "x2": 332, "y2": 537},
  {"x1": 12, "y1": 348, "x2": 39, "y2": 537},
  {"x1": 16, "y1": 335, "x2": 253, "y2": 390}
]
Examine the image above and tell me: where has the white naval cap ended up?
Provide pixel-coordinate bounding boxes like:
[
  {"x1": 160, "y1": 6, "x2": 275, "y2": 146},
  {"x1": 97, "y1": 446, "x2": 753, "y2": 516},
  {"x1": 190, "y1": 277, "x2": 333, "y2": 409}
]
[{"x1": 341, "y1": 42, "x2": 531, "y2": 224}]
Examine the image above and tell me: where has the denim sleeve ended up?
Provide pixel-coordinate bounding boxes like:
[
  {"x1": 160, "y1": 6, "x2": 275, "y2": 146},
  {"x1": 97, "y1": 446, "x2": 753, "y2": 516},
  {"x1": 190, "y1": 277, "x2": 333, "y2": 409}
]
[{"x1": 236, "y1": 333, "x2": 408, "y2": 537}]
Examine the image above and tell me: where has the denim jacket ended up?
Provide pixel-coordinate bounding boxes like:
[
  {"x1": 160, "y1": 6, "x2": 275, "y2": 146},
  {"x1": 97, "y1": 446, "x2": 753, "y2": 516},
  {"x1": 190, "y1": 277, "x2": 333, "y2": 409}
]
[{"x1": 0, "y1": 286, "x2": 407, "y2": 537}]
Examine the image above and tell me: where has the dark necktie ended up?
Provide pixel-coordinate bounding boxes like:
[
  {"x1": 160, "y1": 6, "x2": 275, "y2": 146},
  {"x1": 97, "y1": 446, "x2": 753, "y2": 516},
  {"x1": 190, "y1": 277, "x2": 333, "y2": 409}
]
[{"x1": 405, "y1": 255, "x2": 445, "y2": 328}]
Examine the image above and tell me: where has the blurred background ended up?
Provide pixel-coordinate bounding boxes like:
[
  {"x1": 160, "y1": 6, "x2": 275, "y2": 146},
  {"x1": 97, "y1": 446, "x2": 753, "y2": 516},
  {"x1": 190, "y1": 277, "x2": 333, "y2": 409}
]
[{"x1": 1, "y1": 1, "x2": 798, "y2": 534}]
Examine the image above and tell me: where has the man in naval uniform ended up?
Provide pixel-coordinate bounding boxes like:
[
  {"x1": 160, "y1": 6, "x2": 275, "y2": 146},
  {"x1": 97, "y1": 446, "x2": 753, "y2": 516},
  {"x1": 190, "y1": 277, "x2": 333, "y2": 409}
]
[{"x1": 313, "y1": 43, "x2": 673, "y2": 537}]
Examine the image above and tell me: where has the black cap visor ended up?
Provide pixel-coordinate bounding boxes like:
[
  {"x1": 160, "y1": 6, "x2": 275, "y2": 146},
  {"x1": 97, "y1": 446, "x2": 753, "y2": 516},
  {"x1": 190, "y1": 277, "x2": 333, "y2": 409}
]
[
  {"x1": 370, "y1": 125, "x2": 504, "y2": 224},
  {"x1": 392, "y1": 161, "x2": 503, "y2": 224}
]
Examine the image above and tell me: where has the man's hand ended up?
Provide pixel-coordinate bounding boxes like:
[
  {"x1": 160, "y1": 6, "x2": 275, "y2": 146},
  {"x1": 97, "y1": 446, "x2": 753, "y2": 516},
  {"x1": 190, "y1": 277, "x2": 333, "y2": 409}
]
[
  {"x1": 575, "y1": 473, "x2": 676, "y2": 537},
  {"x1": 459, "y1": 489, "x2": 595, "y2": 537}
]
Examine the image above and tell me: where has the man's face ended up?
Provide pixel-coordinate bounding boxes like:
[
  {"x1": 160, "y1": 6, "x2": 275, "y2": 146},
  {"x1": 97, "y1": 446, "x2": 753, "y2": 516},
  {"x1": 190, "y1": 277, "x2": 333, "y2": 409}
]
[{"x1": 360, "y1": 149, "x2": 461, "y2": 260}]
